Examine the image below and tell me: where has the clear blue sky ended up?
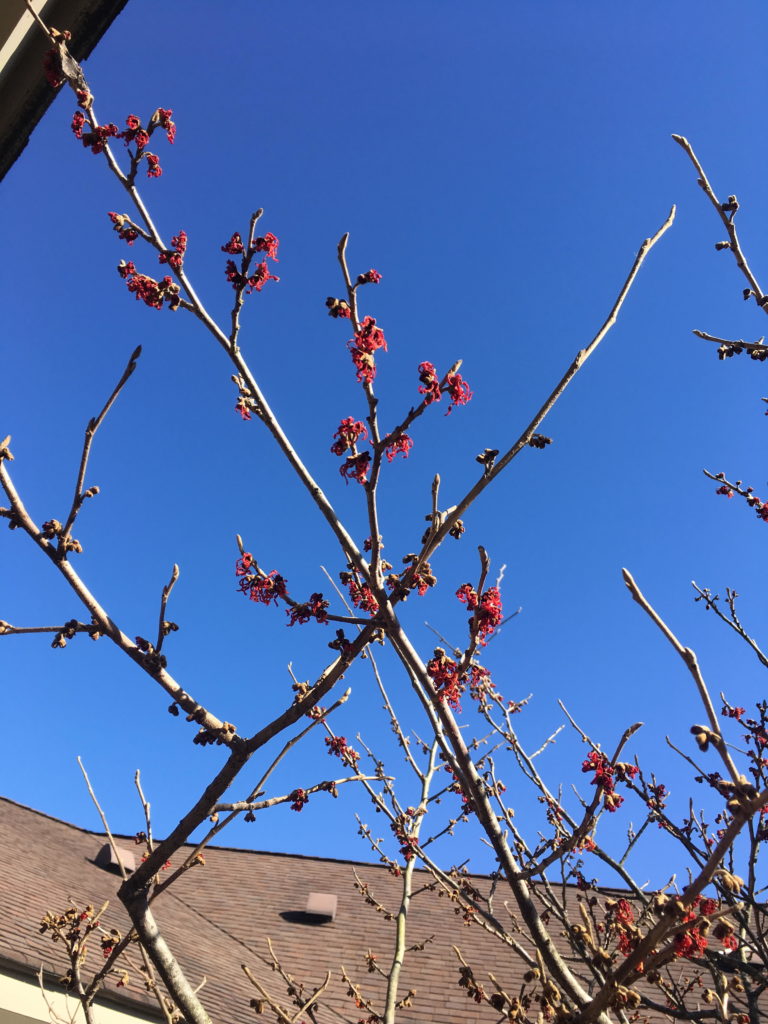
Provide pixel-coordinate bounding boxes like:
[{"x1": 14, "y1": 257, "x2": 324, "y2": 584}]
[{"x1": 1, "y1": 0, "x2": 766, "y2": 879}]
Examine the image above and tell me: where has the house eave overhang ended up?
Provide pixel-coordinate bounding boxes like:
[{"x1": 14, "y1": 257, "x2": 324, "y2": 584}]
[{"x1": 0, "y1": 0, "x2": 128, "y2": 182}]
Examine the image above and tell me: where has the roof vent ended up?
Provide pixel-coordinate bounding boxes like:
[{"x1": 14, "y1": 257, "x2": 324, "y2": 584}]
[
  {"x1": 306, "y1": 892, "x2": 337, "y2": 922},
  {"x1": 95, "y1": 843, "x2": 136, "y2": 874}
]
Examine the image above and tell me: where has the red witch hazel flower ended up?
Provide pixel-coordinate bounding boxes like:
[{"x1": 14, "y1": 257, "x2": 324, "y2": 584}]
[
  {"x1": 418, "y1": 363, "x2": 473, "y2": 413},
  {"x1": 120, "y1": 115, "x2": 147, "y2": 149},
  {"x1": 289, "y1": 789, "x2": 309, "y2": 812},
  {"x1": 221, "y1": 229, "x2": 280, "y2": 294},
  {"x1": 117, "y1": 261, "x2": 181, "y2": 311},
  {"x1": 108, "y1": 212, "x2": 139, "y2": 245},
  {"x1": 356, "y1": 269, "x2": 382, "y2": 285},
  {"x1": 350, "y1": 346, "x2": 376, "y2": 384},
  {"x1": 81, "y1": 123, "x2": 120, "y2": 155},
  {"x1": 221, "y1": 232, "x2": 245, "y2": 255},
  {"x1": 326, "y1": 297, "x2": 351, "y2": 318},
  {"x1": 476, "y1": 586, "x2": 502, "y2": 642},
  {"x1": 145, "y1": 153, "x2": 162, "y2": 178},
  {"x1": 339, "y1": 572, "x2": 379, "y2": 615},
  {"x1": 426, "y1": 648, "x2": 463, "y2": 710},
  {"x1": 456, "y1": 585, "x2": 502, "y2": 645},
  {"x1": 325, "y1": 735, "x2": 361, "y2": 768},
  {"x1": 330, "y1": 417, "x2": 368, "y2": 456},
  {"x1": 581, "y1": 750, "x2": 623, "y2": 812},
  {"x1": 348, "y1": 317, "x2": 387, "y2": 385},
  {"x1": 159, "y1": 230, "x2": 188, "y2": 272},
  {"x1": 287, "y1": 593, "x2": 330, "y2": 626},
  {"x1": 383, "y1": 433, "x2": 413, "y2": 462},
  {"x1": 456, "y1": 583, "x2": 479, "y2": 609},
  {"x1": 445, "y1": 371, "x2": 473, "y2": 413},
  {"x1": 154, "y1": 108, "x2": 176, "y2": 144},
  {"x1": 418, "y1": 362, "x2": 441, "y2": 404},
  {"x1": 225, "y1": 259, "x2": 279, "y2": 294},
  {"x1": 248, "y1": 261, "x2": 279, "y2": 292},
  {"x1": 235, "y1": 554, "x2": 289, "y2": 606},
  {"x1": 235, "y1": 398, "x2": 252, "y2": 420},
  {"x1": 71, "y1": 111, "x2": 86, "y2": 139},
  {"x1": 253, "y1": 233, "x2": 279, "y2": 261},
  {"x1": 354, "y1": 316, "x2": 387, "y2": 353},
  {"x1": 43, "y1": 46, "x2": 65, "y2": 88},
  {"x1": 339, "y1": 451, "x2": 371, "y2": 485}
]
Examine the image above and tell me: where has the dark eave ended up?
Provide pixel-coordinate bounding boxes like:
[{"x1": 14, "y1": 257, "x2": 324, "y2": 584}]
[{"x1": 0, "y1": 0, "x2": 128, "y2": 182}]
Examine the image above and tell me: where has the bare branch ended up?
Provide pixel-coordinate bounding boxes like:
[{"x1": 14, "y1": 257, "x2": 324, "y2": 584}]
[{"x1": 60, "y1": 346, "x2": 142, "y2": 548}]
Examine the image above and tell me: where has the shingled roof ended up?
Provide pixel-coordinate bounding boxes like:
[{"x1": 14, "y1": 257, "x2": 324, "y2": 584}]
[
  {"x1": 6, "y1": 797, "x2": 746, "y2": 1024},
  {"x1": 2, "y1": 796, "x2": 587, "y2": 1023}
]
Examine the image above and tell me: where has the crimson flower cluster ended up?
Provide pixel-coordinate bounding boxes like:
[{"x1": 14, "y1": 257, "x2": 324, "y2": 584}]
[
  {"x1": 339, "y1": 572, "x2": 379, "y2": 615},
  {"x1": 108, "y1": 212, "x2": 138, "y2": 245},
  {"x1": 80, "y1": 122, "x2": 120, "y2": 154},
  {"x1": 330, "y1": 417, "x2": 367, "y2": 457},
  {"x1": 426, "y1": 648, "x2": 463, "y2": 710},
  {"x1": 159, "y1": 230, "x2": 187, "y2": 272},
  {"x1": 222, "y1": 230, "x2": 280, "y2": 295},
  {"x1": 326, "y1": 296, "x2": 351, "y2": 319},
  {"x1": 289, "y1": 789, "x2": 309, "y2": 812},
  {"x1": 348, "y1": 316, "x2": 387, "y2": 385},
  {"x1": 235, "y1": 554, "x2": 288, "y2": 606},
  {"x1": 120, "y1": 110, "x2": 175, "y2": 176},
  {"x1": 254, "y1": 233, "x2": 280, "y2": 261},
  {"x1": 456, "y1": 584, "x2": 503, "y2": 645},
  {"x1": 222, "y1": 231, "x2": 279, "y2": 260},
  {"x1": 71, "y1": 110, "x2": 175, "y2": 175},
  {"x1": 418, "y1": 362, "x2": 473, "y2": 413},
  {"x1": 325, "y1": 735, "x2": 361, "y2": 769},
  {"x1": 664, "y1": 896, "x2": 735, "y2": 959},
  {"x1": 122, "y1": 114, "x2": 149, "y2": 150},
  {"x1": 383, "y1": 433, "x2": 413, "y2": 462},
  {"x1": 581, "y1": 751, "x2": 638, "y2": 812},
  {"x1": 235, "y1": 555, "x2": 331, "y2": 627},
  {"x1": 386, "y1": 554, "x2": 437, "y2": 600},
  {"x1": 714, "y1": 473, "x2": 768, "y2": 522},
  {"x1": 287, "y1": 593, "x2": 329, "y2": 627},
  {"x1": 418, "y1": 361, "x2": 441, "y2": 403},
  {"x1": 356, "y1": 269, "x2": 382, "y2": 286},
  {"x1": 339, "y1": 451, "x2": 371, "y2": 485},
  {"x1": 225, "y1": 260, "x2": 279, "y2": 294},
  {"x1": 466, "y1": 663, "x2": 495, "y2": 704},
  {"x1": 43, "y1": 40, "x2": 69, "y2": 88},
  {"x1": 390, "y1": 811, "x2": 418, "y2": 862},
  {"x1": 117, "y1": 261, "x2": 180, "y2": 311}
]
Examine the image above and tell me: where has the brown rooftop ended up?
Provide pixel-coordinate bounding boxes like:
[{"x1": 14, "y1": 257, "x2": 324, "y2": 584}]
[
  {"x1": 0, "y1": 796, "x2": 544, "y2": 1023},
  {"x1": 4, "y1": 797, "x2": 748, "y2": 1024}
]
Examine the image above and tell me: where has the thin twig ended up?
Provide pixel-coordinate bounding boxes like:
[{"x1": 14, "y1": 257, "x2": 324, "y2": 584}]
[
  {"x1": 60, "y1": 346, "x2": 142, "y2": 548},
  {"x1": 622, "y1": 568, "x2": 741, "y2": 785},
  {"x1": 692, "y1": 329, "x2": 766, "y2": 352},
  {"x1": 412, "y1": 207, "x2": 676, "y2": 564},
  {"x1": 672, "y1": 135, "x2": 766, "y2": 309},
  {"x1": 155, "y1": 564, "x2": 179, "y2": 654}
]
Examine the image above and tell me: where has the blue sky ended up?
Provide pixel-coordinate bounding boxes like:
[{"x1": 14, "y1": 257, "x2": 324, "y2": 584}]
[{"x1": 1, "y1": 1, "x2": 766, "y2": 880}]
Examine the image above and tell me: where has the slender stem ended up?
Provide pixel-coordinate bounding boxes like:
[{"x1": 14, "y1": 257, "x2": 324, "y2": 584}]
[
  {"x1": 622, "y1": 568, "x2": 741, "y2": 784},
  {"x1": 1, "y1": 460, "x2": 235, "y2": 743},
  {"x1": 0, "y1": 621, "x2": 91, "y2": 636},
  {"x1": 383, "y1": 743, "x2": 438, "y2": 1024},
  {"x1": 155, "y1": 563, "x2": 179, "y2": 654},
  {"x1": 60, "y1": 346, "x2": 142, "y2": 547},
  {"x1": 672, "y1": 135, "x2": 766, "y2": 308},
  {"x1": 414, "y1": 207, "x2": 676, "y2": 563}
]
